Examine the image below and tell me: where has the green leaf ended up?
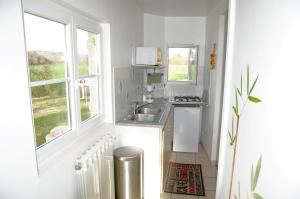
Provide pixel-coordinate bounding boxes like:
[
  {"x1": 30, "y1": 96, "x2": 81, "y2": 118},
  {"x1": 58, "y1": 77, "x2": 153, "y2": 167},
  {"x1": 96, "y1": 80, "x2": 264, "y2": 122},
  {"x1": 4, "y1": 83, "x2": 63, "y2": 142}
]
[
  {"x1": 232, "y1": 134, "x2": 237, "y2": 145},
  {"x1": 235, "y1": 195, "x2": 238, "y2": 199},
  {"x1": 228, "y1": 130, "x2": 236, "y2": 146},
  {"x1": 235, "y1": 89, "x2": 239, "y2": 112},
  {"x1": 253, "y1": 156, "x2": 263, "y2": 191},
  {"x1": 237, "y1": 88, "x2": 242, "y2": 97},
  {"x1": 228, "y1": 131, "x2": 233, "y2": 146},
  {"x1": 240, "y1": 73, "x2": 243, "y2": 96},
  {"x1": 249, "y1": 75, "x2": 259, "y2": 95},
  {"x1": 228, "y1": 130, "x2": 232, "y2": 140},
  {"x1": 253, "y1": 193, "x2": 263, "y2": 199},
  {"x1": 251, "y1": 164, "x2": 254, "y2": 191},
  {"x1": 247, "y1": 65, "x2": 250, "y2": 95},
  {"x1": 233, "y1": 106, "x2": 239, "y2": 117},
  {"x1": 248, "y1": 96, "x2": 262, "y2": 103}
]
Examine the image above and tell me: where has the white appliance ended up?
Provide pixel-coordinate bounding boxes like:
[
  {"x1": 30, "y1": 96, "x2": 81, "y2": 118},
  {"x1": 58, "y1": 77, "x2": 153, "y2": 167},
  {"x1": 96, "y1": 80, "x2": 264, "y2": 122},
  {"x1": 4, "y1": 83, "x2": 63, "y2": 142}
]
[
  {"x1": 135, "y1": 47, "x2": 162, "y2": 65},
  {"x1": 173, "y1": 106, "x2": 202, "y2": 152}
]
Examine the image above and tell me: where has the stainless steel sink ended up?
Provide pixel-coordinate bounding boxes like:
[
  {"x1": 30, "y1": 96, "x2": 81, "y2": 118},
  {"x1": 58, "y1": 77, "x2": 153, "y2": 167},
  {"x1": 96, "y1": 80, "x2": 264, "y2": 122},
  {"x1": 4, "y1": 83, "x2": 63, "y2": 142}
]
[
  {"x1": 119, "y1": 101, "x2": 167, "y2": 124},
  {"x1": 137, "y1": 107, "x2": 161, "y2": 114},
  {"x1": 134, "y1": 114, "x2": 156, "y2": 122}
]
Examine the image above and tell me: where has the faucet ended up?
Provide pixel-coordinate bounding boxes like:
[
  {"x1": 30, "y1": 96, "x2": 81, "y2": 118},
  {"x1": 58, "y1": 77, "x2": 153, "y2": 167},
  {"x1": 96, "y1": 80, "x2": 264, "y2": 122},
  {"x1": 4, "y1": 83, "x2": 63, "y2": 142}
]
[
  {"x1": 133, "y1": 102, "x2": 139, "y2": 115},
  {"x1": 133, "y1": 101, "x2": 151, "y2": 115}
]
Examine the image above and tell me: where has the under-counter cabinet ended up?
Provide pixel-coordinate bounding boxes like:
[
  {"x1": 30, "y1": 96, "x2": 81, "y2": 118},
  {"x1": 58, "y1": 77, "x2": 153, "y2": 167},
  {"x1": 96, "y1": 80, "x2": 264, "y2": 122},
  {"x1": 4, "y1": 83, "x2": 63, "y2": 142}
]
[
  {"x1": 115, "y1": 106, "x2": 173, "y2": 199},
  {"x1": 160, "y1": 106, "x2": 173, "y2": 192}
]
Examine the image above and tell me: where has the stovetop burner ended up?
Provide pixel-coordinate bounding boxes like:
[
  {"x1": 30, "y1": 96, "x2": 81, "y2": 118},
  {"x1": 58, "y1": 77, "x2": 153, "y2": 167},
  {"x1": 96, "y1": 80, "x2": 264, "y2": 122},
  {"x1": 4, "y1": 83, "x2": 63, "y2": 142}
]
[{"x1": 174, "y1": 96, "x2": 201, "y2": 103}]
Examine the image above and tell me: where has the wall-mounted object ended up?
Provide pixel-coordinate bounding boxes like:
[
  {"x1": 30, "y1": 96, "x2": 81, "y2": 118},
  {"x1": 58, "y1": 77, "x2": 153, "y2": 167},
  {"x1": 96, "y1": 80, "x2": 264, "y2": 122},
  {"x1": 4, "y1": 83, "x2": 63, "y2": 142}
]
[
  {"x1": 147, "y1": 72, "x2": 163, "y2": 85},
  {"x1": 135, "y1": 47, "x2": 162, "y2": 66},
  {"x1": 210, "y1": 43, "x2": 217, "y2": 70}
]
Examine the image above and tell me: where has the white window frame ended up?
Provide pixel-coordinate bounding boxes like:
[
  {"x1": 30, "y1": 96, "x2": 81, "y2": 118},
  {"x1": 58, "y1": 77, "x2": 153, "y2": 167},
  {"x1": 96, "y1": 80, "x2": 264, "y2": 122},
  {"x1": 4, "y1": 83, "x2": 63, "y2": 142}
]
[
  {"x1": 72, "y1": 20, "x2": 103, "y2": 127},
  {"x1": 23, "y1": 0, "x2": 105, "y2": 163},
  {"x1": 166, "y1": 44, "x2": 199, "y2": 85}
]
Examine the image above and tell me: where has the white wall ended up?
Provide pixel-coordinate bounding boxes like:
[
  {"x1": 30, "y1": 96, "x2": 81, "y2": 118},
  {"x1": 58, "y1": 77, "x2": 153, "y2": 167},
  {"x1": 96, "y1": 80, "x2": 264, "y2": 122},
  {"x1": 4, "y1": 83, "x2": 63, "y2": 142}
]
[
  {"x1": 0, "y1": 0, "x2": 144, "y2": 198},
  {"x1": 200, "y1": 0, "x2": 228, "y2": 163},
  {"x1": 143, "y1": 15, "x2": 207, "y2": 97},
  {"x1": 142, "y1": 14, "x2": 165, "y2": 98},
  {"x1": 217, "y1": 0, "x2": 300, "y2": 198},
  {"x1": 202, "y1": 15, "x2": 224, "y2": 161},
  {"x1": 164, "y1": 17, "x2": 207, "y2": 96},
  {"x1": 165, "y1": 17, "x2": 206, "y2": 65},
  {"x1": 0, "y1": 1, "x2": 39, "y2": 198},
  {"x1": 144, "y1": 13, "x2": 165, "y2": 50},
  {"x1": 62, "y1": 0, "x2": 144, "y2": 68}
]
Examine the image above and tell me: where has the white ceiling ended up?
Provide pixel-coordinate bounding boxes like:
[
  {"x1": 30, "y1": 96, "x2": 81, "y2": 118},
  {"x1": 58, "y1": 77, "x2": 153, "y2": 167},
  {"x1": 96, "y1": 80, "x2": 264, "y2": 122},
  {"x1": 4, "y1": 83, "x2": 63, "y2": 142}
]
[{"x1": 135, "y1": 0, "x2": 210, "y2": 17}]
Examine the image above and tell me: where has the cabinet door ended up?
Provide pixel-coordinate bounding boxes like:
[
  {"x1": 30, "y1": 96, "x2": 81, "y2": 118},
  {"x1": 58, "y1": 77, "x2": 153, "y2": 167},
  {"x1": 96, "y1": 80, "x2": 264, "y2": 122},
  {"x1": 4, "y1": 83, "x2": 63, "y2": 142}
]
[
  {"x1": 161, "y1": 107, "x2": 174, "y2": 192},
  {"x1": 173, "y1": 107, "x2": 200, "y2": 152}
]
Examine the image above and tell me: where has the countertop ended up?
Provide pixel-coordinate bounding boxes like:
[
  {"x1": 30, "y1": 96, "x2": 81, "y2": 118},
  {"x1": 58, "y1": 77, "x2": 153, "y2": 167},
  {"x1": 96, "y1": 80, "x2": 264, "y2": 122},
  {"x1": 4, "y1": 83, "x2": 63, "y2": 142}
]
[
  {"x1": 116, "y1": 98, "x2": 208, "y2": 128},
  {"x1": 116, "y1": 99, "x2": 173, "y2": 128}
]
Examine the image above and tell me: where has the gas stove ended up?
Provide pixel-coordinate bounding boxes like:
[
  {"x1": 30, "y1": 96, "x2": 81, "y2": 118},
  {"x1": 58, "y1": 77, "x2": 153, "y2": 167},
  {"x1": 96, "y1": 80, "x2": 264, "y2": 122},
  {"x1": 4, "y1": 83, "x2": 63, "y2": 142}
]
[
  {"x1": 175, "y1": 96, "x2": 201, "y2": 102},
  {"x1": 169, "y1": 96, "x2": 204, "y2": 105}
]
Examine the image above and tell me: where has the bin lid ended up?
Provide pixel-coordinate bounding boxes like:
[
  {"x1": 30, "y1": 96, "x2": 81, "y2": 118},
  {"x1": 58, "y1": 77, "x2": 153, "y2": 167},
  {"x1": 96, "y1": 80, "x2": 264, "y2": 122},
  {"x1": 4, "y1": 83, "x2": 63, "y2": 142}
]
[{"x1": 114, "y1": 146, "x2": 143, "y2": 161}]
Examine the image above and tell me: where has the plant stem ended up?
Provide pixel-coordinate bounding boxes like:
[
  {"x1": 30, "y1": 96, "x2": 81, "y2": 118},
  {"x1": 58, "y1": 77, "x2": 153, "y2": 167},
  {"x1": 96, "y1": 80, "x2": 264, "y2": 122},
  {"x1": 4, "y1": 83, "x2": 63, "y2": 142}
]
[
  {"x1": 228, "y1": 115, "x2": 240, "y2": 199},
  {"x1": 240, "y1": 99, "x2": 248, "y2": 116}
]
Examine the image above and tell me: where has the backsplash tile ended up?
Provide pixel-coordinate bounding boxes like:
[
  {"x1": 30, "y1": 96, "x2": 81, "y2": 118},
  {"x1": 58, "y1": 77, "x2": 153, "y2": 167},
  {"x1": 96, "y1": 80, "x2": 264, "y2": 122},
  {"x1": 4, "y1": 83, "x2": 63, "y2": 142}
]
[{"x1": 113, "y1": 67, "x2": 144, "y2": 122}]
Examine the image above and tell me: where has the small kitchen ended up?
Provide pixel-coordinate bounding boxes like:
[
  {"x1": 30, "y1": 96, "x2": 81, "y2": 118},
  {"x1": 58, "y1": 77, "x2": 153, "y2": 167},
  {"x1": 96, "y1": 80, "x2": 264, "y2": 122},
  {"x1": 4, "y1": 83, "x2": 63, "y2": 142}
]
[
  {"x1": 2, "y1": 0, "x2": 300, "y2": 198},
  {"x1": 113, "y1": 9, "x2": 227, "y2": 198},
  {"x1": 0, "y1": 0, "x2": 227, "y2": 198}
]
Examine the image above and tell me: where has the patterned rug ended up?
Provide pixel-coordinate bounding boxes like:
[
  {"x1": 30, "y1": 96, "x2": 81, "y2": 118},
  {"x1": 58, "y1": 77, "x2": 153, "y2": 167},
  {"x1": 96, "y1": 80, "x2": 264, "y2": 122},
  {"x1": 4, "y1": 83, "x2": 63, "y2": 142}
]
[{"x1": 164, "y1": 162, "x2": 205, "y2": 196}]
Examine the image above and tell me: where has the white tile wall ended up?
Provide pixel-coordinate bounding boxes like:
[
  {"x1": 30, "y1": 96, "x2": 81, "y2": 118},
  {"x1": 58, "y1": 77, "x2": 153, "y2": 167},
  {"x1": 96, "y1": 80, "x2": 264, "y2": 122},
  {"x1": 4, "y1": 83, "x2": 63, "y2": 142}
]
[
  {"x1": 113, "y1": 67, "x2": 144, "y2": 121},
  {"x1": 164, "y1": 84, "x2": 204, "y2": 98}
]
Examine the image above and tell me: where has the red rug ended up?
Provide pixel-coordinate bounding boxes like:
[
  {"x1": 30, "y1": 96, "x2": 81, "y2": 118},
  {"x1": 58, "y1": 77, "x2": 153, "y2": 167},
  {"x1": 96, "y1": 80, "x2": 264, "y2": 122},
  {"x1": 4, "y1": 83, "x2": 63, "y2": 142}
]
[{"x1": 164, "y1": 162, "x2": 205, "y2": 196}]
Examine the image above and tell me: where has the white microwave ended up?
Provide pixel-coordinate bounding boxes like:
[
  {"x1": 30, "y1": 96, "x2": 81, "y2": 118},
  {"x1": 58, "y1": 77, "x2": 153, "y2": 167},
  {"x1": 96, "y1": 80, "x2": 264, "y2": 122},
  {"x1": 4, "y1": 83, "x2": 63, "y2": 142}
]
[{"x1": 135, "y1": 47, "x2": 162, "y2": 66}]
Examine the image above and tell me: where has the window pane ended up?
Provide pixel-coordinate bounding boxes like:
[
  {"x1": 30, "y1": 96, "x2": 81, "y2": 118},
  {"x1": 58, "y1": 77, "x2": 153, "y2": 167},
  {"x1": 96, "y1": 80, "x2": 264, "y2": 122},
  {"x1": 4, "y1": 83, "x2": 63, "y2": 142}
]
[
  {"x1": 189, "y1": 48, "x2": 197, "y2": 81},
  {"x1": 77, "y1": 29, "x2": 98, "y2": 76},
  {"x1": 24, "y1": 13, "x2": 67, "y2": 82},
  {"x1": 168, "y1": 47, "x2": 197, "y2": 82},
  {"x1": 78, "y1": 78, "x2": 99, "y2": 122},
  {"x1": 31, "y1": 83, "x2": 70, "y2": 147}
]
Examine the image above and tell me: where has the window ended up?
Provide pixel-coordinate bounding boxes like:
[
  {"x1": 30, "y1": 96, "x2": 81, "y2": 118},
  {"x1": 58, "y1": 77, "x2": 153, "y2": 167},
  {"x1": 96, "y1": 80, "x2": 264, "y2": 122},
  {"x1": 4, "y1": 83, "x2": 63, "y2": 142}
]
[
  {"x1": 24, "y1": 12, "x2": 102, "y2": 149},
  {"x1": 167, "y1": 46, "x2": 198, "y2": 83},
  {"x1": 76, "y1": 29, "x2": 100, "y2": 122}
]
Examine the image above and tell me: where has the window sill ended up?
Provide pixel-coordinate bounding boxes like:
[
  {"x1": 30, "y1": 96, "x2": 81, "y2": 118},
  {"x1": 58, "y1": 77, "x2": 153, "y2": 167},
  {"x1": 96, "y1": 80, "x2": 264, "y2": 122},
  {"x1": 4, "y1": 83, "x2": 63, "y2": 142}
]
[
  {"x1": 167, "y1": 81, "x2": 197, "y2": 85},
  {"x1": 37, "y1": 119, "x2": 115, "y2": 176}
]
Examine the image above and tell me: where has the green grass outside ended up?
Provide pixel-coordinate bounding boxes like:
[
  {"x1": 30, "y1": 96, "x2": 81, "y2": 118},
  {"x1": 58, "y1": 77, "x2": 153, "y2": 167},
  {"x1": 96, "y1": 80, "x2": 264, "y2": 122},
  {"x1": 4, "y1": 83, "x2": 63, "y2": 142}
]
[
  {"x1": 30, "y1": 61, "x2": 92, "y2": 147},
  {"x1": 189, "y1": 64, "x2": 197, "y2": 81},
  {"x1": 168, "y1": 64, "x2": 196, "y2": 81},
  {"x1": 168, "y1": 64, "x2": 189, "y2": 81},
  {"x1": 30, "y1": 63, "x2": 65, "y2": 82},
  {"x1": 33, "y1": 96, "x2": 90, "y2": 147},
  {"x1": 29, "y1": 62, "x2": 89, "y2": 82},
  {"x1": 80, "y1": 99, "x2": 91, "y2": 122}
]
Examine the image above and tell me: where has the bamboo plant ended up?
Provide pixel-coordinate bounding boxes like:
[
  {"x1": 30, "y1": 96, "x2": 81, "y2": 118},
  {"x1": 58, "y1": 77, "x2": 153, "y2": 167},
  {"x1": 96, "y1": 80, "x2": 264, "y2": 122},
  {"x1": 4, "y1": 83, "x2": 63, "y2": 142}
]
[
  {"x1": 234, "y1": 155, "x2": 263, "y2": 199},
  {"x1": 228, "y1": 66, "x2": 262, "y2": 199}
]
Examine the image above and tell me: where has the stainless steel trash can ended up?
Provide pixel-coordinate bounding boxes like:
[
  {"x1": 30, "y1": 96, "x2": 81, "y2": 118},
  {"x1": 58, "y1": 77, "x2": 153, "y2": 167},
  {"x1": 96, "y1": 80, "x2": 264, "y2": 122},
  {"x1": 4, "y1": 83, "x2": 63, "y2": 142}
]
[{"x1": 114, "y1": 146, "x2": 143, "y2": 199}]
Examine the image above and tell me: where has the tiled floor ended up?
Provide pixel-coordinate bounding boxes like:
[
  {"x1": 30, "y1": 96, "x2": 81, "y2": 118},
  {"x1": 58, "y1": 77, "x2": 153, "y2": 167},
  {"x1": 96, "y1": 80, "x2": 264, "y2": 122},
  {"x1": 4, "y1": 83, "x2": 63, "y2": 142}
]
[{"x1": 161, "y1": 145, "x2": 217, "y2": 199}]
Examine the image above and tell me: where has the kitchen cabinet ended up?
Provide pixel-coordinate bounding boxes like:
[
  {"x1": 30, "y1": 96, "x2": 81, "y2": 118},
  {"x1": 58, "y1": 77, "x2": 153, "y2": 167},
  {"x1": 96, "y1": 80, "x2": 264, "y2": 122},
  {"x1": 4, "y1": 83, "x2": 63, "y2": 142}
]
[
  {"x1": 160, "y1": 106, "x2": 174, "y2": 192},
  {"x1": 115, "y1": 104, "x2": 174, "y2": 199},
  {"x1": 115, "y1": 126, "x2": 161, "y2": 199}
]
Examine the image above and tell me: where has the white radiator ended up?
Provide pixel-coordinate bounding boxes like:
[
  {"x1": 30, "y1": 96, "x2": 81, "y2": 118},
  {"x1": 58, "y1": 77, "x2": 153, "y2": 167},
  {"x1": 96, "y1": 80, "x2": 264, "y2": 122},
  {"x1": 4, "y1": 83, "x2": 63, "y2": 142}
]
[{"x1": 75, "y1": 134, "x2": 116, "y2": 199}]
